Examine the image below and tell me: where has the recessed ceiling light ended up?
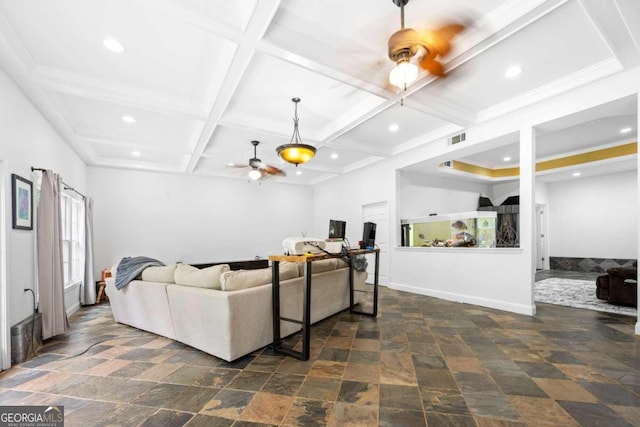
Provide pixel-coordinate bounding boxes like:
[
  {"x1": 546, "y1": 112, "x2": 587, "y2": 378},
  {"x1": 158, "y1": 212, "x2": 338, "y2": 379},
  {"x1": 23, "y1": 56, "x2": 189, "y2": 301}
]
[
  {"x1": 505, "y1": 66, "x2": 522, "y2": 79},
  {"x1": 122, "y1": 115, "x2": 136, "y2": 124},
  {"x1": 389, "y1": 124, "x2": 399, "y2": 132},
  {"x1": 503, "y1": 156, "x2": 511, "y2": 162},
  {"x1": 330, "y1": 153, "x2": 339, "y2": 159},
  {"x1": 572, "y1": 172, "x2": 581, "y2": 177},
  {"x1": 131, "y1": 150, "x2": 141, "y2": 157},
  {"x1": 296, "y1": 170, "x2": 302, "y2": 175},
  {"x1": 103, "y1": 38, "x2": 124, "y2": 53},
  {"x1": 620, "y1": 127, "x2": 632, "y2": 134}
]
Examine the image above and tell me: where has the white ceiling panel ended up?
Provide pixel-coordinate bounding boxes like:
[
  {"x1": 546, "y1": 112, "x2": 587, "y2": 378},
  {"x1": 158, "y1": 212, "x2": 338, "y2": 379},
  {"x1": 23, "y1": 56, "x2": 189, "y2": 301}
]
[
  {"x1": 203, "y1": 125, "x2": 289, "y2": 158},
  {"x1": 166, "y1": 0, "x2": 259, "y2": 34},
  {"x1": 331, "y1": 103, "x2": 455, "y2": 155},
  {"x1": 1, "y1": 0, "x2": 236, "y2": 104},
  {"x1": 221, "y1": 52, "x2": 387, "y2": 141},
  {"x1": 55, "y1": 94, "x2": 205, "y2": 151},
  {"x1": 92, "y1": 142, "x2": 189, "y2": 167},
  {"x1": 415, "y1": 0, "x2": 615, "y2": 115},
  {"x1": 304, "y1": 146, "x2": 378, "y2": 173}
]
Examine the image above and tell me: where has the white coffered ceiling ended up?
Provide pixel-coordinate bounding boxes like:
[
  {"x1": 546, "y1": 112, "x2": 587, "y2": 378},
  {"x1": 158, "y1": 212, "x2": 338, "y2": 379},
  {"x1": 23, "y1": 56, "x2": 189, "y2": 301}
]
[{"x1": 0, "y1": 0, "x2": 638, "y2": 184}]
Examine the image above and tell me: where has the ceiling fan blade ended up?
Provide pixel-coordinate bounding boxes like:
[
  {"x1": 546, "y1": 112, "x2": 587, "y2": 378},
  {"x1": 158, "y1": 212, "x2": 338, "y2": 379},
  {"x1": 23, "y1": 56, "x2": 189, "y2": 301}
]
[
  {"x1": 416, "y1": 23, "x2": 464, "y2": 76},
  {"x1": 230, "y1": 168, "x2": 251, "y2": 179},
  {"x1": 419, "y1": 24, "x2": 463, "y2": 57},
  {"x1": 261, "y1": 164, "x2": 286, "y2": 177},
  {"x1": 418, "y1": 55, "x2": 444, "y2": 76},
  {"x1": 435, "y1": 23, "x2": 466, "y2": 40},
  {"x1": 228, "y1": 163, "x2": 250, "y2": 168}
]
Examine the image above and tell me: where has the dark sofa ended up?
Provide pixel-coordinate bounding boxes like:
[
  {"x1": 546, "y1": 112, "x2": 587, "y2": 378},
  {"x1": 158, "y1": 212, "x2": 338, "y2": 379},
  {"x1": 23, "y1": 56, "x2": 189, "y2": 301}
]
[{"x1": 596, "y1": 262, "x2": 637, "y2": 307}]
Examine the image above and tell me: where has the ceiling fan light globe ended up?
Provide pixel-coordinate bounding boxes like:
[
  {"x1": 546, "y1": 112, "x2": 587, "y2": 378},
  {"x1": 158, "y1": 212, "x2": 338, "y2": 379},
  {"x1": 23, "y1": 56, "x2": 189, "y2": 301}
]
[
  {"x1": 248, "y1": 169, "x2": 262, "y2": 180},
  {"x1": 390, "y1": 61, "x2": 418, "y2": 89}
]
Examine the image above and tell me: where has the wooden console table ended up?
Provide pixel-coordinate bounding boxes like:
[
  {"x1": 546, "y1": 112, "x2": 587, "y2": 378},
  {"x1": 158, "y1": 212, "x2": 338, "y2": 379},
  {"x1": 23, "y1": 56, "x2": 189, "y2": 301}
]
[{"x1": 270, "y1": 248, "x2": 379, "y2": 360}]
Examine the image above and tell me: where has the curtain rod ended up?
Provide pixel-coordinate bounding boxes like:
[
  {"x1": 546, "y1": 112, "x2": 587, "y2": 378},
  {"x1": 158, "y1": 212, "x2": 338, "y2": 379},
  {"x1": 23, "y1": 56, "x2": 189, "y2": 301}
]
[{"x1": 31, "y1": 167, "x2": 86, "y2": 200}]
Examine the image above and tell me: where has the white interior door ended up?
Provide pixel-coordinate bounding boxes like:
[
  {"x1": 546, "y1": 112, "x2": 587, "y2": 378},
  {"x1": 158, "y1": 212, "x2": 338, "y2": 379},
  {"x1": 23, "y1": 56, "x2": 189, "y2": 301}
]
[
  {"x1": 535, "y1": 204, "x2": 549, "y2": 270},
  {"x1": 362, "y1": 201, "x2": 389, "y2": 286}
]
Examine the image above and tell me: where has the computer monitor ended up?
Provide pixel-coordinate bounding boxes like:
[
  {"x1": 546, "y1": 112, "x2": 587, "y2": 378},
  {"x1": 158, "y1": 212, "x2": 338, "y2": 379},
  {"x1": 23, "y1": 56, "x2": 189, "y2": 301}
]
[
  {"x1": 362, "y1": 222, "x2": 376, "y2": 249},
  {"x1": 328, "y1": 219, "x2": 346, "y2": 239}
]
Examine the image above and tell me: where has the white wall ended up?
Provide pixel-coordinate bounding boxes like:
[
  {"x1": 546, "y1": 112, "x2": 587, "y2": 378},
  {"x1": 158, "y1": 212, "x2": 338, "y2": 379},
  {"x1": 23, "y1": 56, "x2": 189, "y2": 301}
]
[
  {"x1": 88, "y1": 167, "x2": 315, "y2": 270},
  {"x1": 547, "y1": 170, "x2": 637, "y2": 258},
  {"x1": 0, "y1": 70, "x2": 88, "y2": 326},
  {"x1": 315, "y1": 155, "x2": 536, "y2": 315},
  {"x1": 399, "y1": 172, "x2": 491, "y2": 219},
  {"x1": 536, "y1": 181, "x2": 550, "y2": 205},
  {"x1": 491, "y1": 180, "x2": 520, "y2": 206},
  {"x1": 314, "y1": 165, "x2": 394, "y2": 247}
]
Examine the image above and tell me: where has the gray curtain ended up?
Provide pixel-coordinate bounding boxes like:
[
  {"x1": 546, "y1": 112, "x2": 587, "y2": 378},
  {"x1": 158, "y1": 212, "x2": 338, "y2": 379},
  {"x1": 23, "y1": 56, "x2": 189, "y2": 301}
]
[
  {"x1": 37, "y1": 170, "x2": 68, "y2": 339},
  {"x1": 81, "y1": 197, "x2": 95, "y2": 305}
]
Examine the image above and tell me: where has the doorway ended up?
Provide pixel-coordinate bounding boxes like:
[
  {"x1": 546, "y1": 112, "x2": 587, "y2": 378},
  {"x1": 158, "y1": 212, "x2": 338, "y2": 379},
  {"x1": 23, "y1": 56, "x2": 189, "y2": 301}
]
[
  {"x1": 362, "y1": 201, "x2": 389, "y2": 286},
  {"x1": 1, "y1": 158, "x2": 9, "y2": 370}
]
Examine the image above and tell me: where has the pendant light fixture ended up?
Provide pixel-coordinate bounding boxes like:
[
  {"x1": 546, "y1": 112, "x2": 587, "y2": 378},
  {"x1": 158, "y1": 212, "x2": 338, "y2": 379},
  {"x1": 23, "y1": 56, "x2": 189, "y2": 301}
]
[{"x1": 276, "y1": 97, "x2": 316, "y2": 166}]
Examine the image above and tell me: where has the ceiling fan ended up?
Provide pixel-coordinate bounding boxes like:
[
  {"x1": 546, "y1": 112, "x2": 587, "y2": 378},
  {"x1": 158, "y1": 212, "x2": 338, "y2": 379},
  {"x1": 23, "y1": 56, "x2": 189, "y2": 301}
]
[
  {"x1": 230, "y1": 140, "x2": 286, "y2": 181},
  {"x1": 387, "y1": 0, "x2": 465, "y2": 89}
]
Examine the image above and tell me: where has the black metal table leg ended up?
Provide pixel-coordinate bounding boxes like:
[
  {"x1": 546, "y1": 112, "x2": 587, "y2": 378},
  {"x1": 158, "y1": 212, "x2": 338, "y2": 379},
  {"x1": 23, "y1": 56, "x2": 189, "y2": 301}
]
[
  {"x1": 372, "y1": 249, "x2": 379, "y2": 317},
  {"x1": 349, "y1": 250, "x2": 379, "y2": 317},
  {"x1": 272, "y1": 260, "x2": 281, "y2": 350},
  {"x1": 301, "y1": 260, "x2": 312, "y2": 360},
  {"x1": 272, "y1": 260, "x2": 312, "y2": 361}
]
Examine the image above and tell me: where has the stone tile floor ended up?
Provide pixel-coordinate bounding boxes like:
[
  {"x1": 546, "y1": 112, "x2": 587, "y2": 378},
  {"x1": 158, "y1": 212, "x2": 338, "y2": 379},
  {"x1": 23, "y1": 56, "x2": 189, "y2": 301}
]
[{"x1": 1, "y1": 284, "x2": 639, "y2": 426}]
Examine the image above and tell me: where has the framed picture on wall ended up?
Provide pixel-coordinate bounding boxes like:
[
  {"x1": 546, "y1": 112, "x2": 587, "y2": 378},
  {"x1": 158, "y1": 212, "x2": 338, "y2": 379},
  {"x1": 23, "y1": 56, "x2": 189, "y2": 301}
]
[{"x1": 11, "y1": 174, "x2": 33, "y2": 230}]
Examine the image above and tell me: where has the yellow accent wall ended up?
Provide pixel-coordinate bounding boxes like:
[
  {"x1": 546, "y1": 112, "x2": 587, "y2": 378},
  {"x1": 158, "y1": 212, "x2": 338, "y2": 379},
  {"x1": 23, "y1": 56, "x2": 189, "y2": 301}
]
[{"x1": 441, "y1": 142, "x2": 637, "y2": 178}]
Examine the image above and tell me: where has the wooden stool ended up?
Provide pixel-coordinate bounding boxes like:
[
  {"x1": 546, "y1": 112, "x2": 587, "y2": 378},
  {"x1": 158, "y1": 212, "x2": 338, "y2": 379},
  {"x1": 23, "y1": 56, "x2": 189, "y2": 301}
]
[
  {"x1": 96, "y1": 268, "x2": 112, "y2": 304},
  {"x1": 96, "y1": 281, "x2": 107, "y2": 303}
]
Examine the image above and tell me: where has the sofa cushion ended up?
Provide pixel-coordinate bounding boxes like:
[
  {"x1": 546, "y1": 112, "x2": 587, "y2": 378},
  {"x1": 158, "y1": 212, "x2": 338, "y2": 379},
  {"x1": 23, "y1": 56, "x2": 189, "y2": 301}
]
[
  {"x1": 606, "y1": 267, "x2": 637, "y2": 279},
  {"x1": 297, "y1": 258, "x2": 338, "y2": 276},
  {"x1": 142, "y1": 264, "x2": 177, "y2": 283},
  {"x1": 221, "y1": 262, "x2": 298, "y2": 291},
  {"x1": 174, "y1": 263, "x2": 229, "y2": 289}
]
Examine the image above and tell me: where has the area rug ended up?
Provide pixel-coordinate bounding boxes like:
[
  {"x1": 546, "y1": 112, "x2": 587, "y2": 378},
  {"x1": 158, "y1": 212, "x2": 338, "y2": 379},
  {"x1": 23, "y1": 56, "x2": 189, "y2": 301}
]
[{"x1": 535, "y1": 278, "x2": 637, "y2": 317}]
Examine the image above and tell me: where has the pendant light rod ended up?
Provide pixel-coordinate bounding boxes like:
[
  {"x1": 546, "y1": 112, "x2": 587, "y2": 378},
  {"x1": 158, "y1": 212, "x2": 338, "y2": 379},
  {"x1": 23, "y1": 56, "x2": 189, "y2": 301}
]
[
  {"x1": 290, "y1": 97, "x2": 302, "y2": 143},
  {"x1": 393, "y1": 0, "x2": 410, "y2": 27}
]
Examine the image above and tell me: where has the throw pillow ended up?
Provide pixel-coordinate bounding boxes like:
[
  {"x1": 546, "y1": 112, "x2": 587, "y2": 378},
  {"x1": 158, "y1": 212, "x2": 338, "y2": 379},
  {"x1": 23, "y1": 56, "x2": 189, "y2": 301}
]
[
  {"x1": 221, "y1": 262, "x2": 298, "y2": 291},
  {"x1": 174, "y1": 263, "x2": 230, "y2": 289},
  {"x1": 142, "y1": 264, "x2": 177, "y2": 283}
]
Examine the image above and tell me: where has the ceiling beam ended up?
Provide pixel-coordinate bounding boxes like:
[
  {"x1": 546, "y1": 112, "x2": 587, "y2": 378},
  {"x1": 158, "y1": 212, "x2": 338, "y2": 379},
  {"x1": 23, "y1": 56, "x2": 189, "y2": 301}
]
[{"x1": 185, "y1": 0, "x2": 282, "y2": 174}]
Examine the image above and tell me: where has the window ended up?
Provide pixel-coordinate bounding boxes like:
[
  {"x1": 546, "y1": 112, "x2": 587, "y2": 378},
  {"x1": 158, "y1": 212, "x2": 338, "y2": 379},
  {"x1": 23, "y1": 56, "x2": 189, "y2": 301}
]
[{"x1": 61, "y1": 194, "x2": 84, "y2": 288}]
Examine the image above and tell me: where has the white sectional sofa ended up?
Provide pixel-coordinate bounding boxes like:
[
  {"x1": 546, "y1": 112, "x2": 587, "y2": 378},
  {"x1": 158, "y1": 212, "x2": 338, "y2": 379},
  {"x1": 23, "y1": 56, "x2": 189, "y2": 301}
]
[{"x1": 105, "y1": 259, "x2": 366, "y2": 362}]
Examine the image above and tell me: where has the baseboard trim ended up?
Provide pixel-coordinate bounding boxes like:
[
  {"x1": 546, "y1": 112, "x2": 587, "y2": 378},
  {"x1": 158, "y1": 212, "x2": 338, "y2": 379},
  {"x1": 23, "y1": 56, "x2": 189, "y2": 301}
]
[
  {"x1": 66, "y1": 301, "x2": 80, "y2": 317},
  {"x1": 388, "y1": 282, "x2": 536, "y2": 316}
]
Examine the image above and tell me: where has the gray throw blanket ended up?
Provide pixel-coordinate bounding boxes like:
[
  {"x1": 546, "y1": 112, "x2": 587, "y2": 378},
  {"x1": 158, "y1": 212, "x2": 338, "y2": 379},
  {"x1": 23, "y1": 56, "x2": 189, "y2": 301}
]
[{"x1": 115, "y1": 256, "x2": 165, "y2": 290}]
